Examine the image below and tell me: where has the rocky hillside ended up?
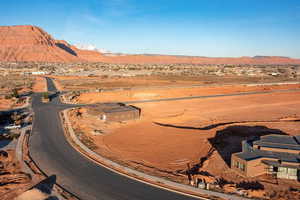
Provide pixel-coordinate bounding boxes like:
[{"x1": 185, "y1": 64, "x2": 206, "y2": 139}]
[
  {"x1": 0, "y1": 25, "x2": 105, "y2": 63},
  {"x1": 0, "y1": 25, "x2": 300, "y2": 64},
  {"x1": 0, "y1": 25, "x2": 82, "y2": 62},
  {"x1": 55, "y1": 40, "x2": 104, "y2": 62}
]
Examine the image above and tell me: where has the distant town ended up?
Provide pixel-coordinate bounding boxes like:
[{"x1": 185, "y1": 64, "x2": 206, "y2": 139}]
[{"x1": 1, "y1": 20, "x2": 300, "y2": 200}]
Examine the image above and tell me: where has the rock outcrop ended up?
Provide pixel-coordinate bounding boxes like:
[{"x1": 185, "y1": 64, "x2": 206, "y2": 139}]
[
  {"x1": 0, "y1": 25, "x2": 84, "y2": 62},
  {"x1": 0, "y1": 25, "x2": 300, "y2": 64}
]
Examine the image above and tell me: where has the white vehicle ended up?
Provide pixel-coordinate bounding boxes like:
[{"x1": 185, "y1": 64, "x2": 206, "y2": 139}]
[
  {"x1": 32, "y1": 71, "x2": 47, "y2": 75},
  {"x1": 4, "y1": 124, "x2": 21, "y2": 130}
]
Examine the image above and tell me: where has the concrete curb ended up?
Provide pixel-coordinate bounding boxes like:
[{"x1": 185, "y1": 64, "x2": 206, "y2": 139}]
[
  {"x1": 15, "y1": 126, "x2": 32, "y2": 174},
  {"x1": 62, "y1": 108, "x2": 249, "y2": 200},
  {"x1": 15, "y1": 126, "x2": 65, "y2": 199}
]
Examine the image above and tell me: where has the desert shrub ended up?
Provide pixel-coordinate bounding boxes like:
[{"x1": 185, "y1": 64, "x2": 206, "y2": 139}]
[
  {"x1": 11, "y1": 88, "x2": 19, "y2": 98},
  {"x1": 4, "y1": 94, "x2": 12, "y2": 99},
  {"x1": 75, "y1": 130, "x2": 98, "y2": 150},
  {"x1": 43, "y1": 92, "x2": 49, "y2": 99},
  {"x1": 10, "y1": 133, "x2": 20, "y2": 140}
]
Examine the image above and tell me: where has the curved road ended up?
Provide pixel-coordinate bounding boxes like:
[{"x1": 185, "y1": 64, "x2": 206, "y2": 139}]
[
  {"x1": 30, "y1": 78, "x2": 300, "y2": 200},
  {"x1": 30, "y1": 78, "x2": 200, "y2": 200}
]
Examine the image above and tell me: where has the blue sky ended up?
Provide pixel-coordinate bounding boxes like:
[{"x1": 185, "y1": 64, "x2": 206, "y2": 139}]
[{"x1": 1, "y1": 0, "x2": 300, "y2": 58}]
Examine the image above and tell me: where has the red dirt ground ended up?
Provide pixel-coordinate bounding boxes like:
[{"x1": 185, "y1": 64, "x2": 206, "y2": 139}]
[
  {"x1": 69, "y1": 89, "x2": 300, "y2": 199},
  {"x1": 73, "y1": 83, "x2": 300, "y2": 104},
  {"x1": 32, "y1": 76, "x2": 47, "y2": 93}
]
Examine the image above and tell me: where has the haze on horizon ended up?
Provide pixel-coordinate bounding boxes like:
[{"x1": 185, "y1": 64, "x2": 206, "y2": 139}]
[{"x1": 1, "y1": 0, "x2": 300, "y2": 58}]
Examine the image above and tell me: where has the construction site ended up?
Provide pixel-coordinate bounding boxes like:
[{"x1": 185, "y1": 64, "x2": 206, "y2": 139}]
[{"x1": 65, "y1": 77, "x2": 300, "y2": 199}]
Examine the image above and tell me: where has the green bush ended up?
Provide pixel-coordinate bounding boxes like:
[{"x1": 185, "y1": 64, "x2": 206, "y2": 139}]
[{"x1": 43, "y1": 92, "x2": 49, "y2": 99}]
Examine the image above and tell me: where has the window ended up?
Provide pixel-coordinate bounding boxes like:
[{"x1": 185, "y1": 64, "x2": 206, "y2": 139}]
[
  {"x1": 234, "y1": 161, "x2": 239, "y2": 168},
  {"x1": 240, "y1": 163, "x2": 245, "y2": 171},
  {"x1": 288, "y1": 168, "x2": 297, "y2": 176},
  {"x1": 278, "y1": 167, "x2": 287, "y2": 173},
  {"x1": 233, "y1": 160, "x2": 246, "y2": 171}
]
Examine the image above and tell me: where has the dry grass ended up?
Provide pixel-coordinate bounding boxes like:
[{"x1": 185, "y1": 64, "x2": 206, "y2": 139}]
[{"x1": 0, "y1": 75, "x2": 34, "y2": 94}]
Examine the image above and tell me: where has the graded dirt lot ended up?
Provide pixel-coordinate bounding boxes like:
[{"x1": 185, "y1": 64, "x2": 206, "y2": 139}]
[
  {"x1": 69, "y1": 89, "x2": 300, "y2": 199},
  {"x1": 51, "y1": 75, "x2": 203, "y2": 91},
  {"x1": 72, "y1": 82, "x2": 300, "y2": 104},
  {"x1": 51, "y1": 74, "x2": 299, "y2": 92}
]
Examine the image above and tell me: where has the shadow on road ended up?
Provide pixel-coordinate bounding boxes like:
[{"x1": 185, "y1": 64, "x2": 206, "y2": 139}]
[
  {"x1": 34, "y1": 175, "x2": 57, "y2": 195},
  {"x1": 49, "y1": 92, "x2": 60, "y2": 101}
]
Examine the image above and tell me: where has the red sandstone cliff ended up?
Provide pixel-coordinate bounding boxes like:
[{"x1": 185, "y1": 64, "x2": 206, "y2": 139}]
[
  {"x1": 0, "y1": 25, "x2": 83, "y2": 62},
  {"x1": 0, "y1": 25, "x2": 299, "y2": 64}
]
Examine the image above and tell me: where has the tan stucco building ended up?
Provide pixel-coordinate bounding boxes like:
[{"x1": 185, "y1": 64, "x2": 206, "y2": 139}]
[
  {"x1": 231, "y1": 135, "x2": 300, "y2": 180},
  {"x1": 87, "y1": 103, "x2": 141, "y2": 122},
  {"x1": 100, "y1": 105, "x2": 140, "y2": 122}
]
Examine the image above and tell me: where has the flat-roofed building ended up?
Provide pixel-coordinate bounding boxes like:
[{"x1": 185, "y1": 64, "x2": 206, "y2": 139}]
[
  {"x1": 231, "y1": 134, "x2": 300, "y2": 180},
  {"x1": 100, "y1": 105, "x2": 140, "y2": 122},
  {"x1": 87, "y1": 103, "x2": 125, "y2": 116},
  {"x1": 87, "y1": 103, "x2": 140, "y2": 122}
]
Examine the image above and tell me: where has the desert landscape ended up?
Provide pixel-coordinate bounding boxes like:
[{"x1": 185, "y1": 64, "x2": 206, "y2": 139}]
[
  {"x1": 67, "y1": 81, "x2": 300, "y2": 199},
  {"x1": 63, "y1": 80, "x2": 300, "y2": 104},
  {"x1": 1, "y1": 25, "x2": 300, "y2": 65},
  {"x1": 0, "y1": 75, "x2": 46, "y2": 110},
  {"x1": 0, "y1": 2, "x2": 300, "y2": 199}
]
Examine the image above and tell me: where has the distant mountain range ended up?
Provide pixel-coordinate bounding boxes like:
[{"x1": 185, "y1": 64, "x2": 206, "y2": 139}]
[{"x1": 0, "y1": 25, "x2": 300, "y2": 64}]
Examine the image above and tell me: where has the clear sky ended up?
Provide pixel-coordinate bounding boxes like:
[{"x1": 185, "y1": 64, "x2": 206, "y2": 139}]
[{"x1": 1, "y1": 0, "x2": 300, "y2": 58}]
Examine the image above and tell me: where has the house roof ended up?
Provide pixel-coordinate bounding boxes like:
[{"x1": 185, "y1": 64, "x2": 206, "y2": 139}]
[
  {"x1": 234, "y1": 149, "x2": 300, "y2": 163},
  {"x1": 261, "y1": 160, "x2": 300, "y2": 169},
  {"x1": 257, "y1": 134, "x2": 299, "y2": 145},
  {"x1": 87, "y1": 103, "x2": 126, "y2": 115},
  {"x1": 253, "y1": 134, "x2": 300, "y2": 151},
  {"x1": 103, "y1": 105, "x2": 138, "y2": 114}
]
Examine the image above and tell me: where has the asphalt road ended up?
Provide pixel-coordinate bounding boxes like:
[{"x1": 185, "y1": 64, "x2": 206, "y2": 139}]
[
  {"x1": 29, "y1": 78, "x2": 200, "y2": 200},
  {"x1": 29, "y1": 78, "x2": 300, "y2": 200}
]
